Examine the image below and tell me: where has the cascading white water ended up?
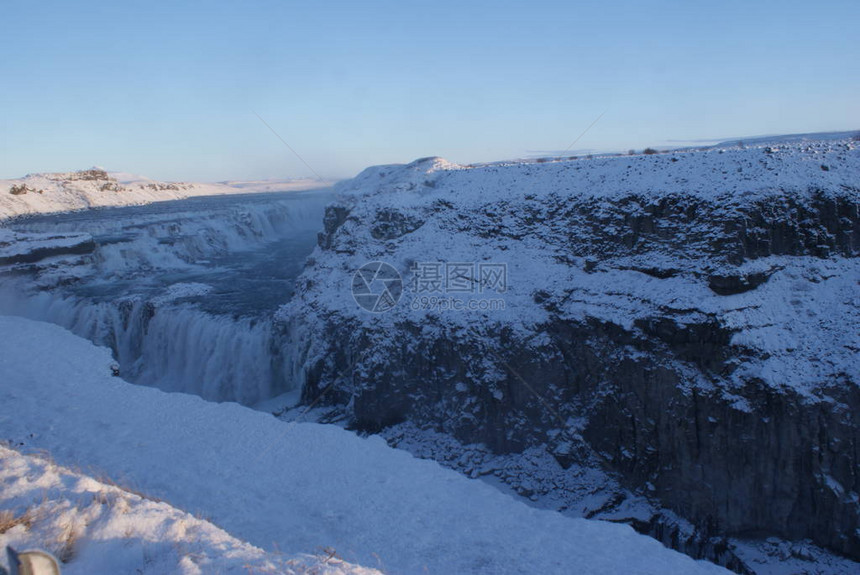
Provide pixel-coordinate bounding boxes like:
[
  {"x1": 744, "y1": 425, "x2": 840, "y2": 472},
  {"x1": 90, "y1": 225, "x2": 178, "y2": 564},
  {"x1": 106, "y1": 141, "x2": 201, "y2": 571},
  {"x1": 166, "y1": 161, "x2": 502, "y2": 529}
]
[
  {"x1": 133, "y1": 307, "x2": 283, "y2": 404},
  {"x1": 3, "y1": 291, "x2": 286, "y2": 404},
  {"x1": 0, "y1": 191, "x2": 330, "y2": 405}
]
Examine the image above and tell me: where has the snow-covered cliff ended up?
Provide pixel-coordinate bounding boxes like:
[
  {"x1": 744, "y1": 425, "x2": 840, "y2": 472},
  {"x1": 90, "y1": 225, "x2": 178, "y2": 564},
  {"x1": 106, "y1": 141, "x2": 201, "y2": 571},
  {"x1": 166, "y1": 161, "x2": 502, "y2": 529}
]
[{"x1": 282, "y1": 136, "x2": 860, "y2": 566}]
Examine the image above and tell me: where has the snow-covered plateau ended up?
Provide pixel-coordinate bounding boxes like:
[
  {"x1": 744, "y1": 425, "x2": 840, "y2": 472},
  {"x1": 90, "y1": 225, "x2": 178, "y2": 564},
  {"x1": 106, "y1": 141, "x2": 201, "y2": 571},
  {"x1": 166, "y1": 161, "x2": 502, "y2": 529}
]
[
  {"x1": 0, "y1": 133, "x2": 858, "y2": 574},
  {"x1": 0, "y1": 167, "x2": 333, "y2": 221}
]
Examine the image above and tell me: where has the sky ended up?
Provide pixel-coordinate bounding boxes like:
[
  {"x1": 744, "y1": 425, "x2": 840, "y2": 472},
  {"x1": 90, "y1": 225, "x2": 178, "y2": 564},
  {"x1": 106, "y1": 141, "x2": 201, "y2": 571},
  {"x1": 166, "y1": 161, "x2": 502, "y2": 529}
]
[{"x1": 1, "y1": 0, "x2": 858, "y2": 181}]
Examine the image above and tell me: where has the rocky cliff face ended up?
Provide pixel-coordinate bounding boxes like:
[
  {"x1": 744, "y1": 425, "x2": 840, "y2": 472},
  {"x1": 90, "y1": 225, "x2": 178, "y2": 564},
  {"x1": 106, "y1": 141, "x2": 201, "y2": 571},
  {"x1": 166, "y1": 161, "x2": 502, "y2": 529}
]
[{"x1": 280, "y1": 139, "x2": 860, "y2": 565}]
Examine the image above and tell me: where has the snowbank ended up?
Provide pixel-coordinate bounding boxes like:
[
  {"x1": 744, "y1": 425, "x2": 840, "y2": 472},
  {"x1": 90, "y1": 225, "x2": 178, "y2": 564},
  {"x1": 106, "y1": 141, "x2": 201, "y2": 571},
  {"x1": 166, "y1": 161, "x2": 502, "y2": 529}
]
[
  {"x1": 0, "y1": 316, "x2": 728, "y2": 574},
  {"x1": 0, "y1": 446, "x2": 375, "y2": 574}
]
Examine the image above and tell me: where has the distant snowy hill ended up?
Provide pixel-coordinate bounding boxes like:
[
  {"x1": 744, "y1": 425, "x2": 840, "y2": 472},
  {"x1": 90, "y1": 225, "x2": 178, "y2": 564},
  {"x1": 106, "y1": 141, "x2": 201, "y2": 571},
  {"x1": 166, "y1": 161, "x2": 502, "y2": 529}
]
[
  {"x1": 216, "y1": 177, "x2": 332, "y2": 193},
  {"x1": 0, "y1": 168, "x2": 334, "y2": 220},
  {"x1": 711, "y1": 129, "x2": 860, "y2": 148},
  {"x1": 0, "y1": 315, "x2": 728, "y2": 575}
]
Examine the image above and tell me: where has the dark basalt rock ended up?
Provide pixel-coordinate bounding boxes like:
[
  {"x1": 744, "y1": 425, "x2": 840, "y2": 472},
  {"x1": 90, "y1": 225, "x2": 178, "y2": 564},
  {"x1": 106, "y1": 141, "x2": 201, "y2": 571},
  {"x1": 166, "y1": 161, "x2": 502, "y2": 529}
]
[
  {"x1": 317, "y1": 204, "x2": 350, "y2": 249},
  {"x1": 297, "y1": 313, "x2": 860, "y2": 559},
  {"x1": 629, "y1": 266, "x2": 680, "y2": 279},
  {"x1": 0, "y1": 237, "x2": 96, "y2": 265},
  {"x1": 370, "y1": 208, "x2": 424, "y2": 241},
  {"x1": 462, "y1": 191, "x2": 859, "y2": 267},
  {"x1": 628, "y1": 514, "x2": 756, "y2": 574},
  {"x1": 708, "y1": 269, "x2": 775, "y2": 295}
]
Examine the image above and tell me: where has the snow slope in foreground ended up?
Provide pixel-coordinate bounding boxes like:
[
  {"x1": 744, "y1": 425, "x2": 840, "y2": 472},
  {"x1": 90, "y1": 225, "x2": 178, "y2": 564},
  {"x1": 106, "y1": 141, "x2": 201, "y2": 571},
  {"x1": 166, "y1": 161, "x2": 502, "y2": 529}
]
[
  {"x1": 0, "y1": 446, "x2": 374, "y2": 574},
  {"x1": 0, "y1": 169, "x2": 333, "y2": 220},
  {"x1": 0, "y1": 316, "x2": 728, "y2": 574}
]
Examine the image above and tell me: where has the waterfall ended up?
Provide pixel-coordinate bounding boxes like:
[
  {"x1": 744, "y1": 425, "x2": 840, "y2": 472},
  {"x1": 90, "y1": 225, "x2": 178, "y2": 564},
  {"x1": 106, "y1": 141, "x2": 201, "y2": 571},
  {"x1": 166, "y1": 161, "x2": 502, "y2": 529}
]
[
  {"x1": 0, "y1": 191, "x2": 330, "y2": 405},
  {"x1": 0, "y1": 291, "x2": 287, "y2": 404}
]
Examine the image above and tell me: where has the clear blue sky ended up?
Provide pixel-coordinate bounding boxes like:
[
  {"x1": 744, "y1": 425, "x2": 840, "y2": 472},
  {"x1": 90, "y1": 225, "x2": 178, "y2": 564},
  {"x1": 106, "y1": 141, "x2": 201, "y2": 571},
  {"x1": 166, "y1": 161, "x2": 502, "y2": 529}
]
[{"x1": 2, "y1": 1, "x2": 858, "y2": 181}]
